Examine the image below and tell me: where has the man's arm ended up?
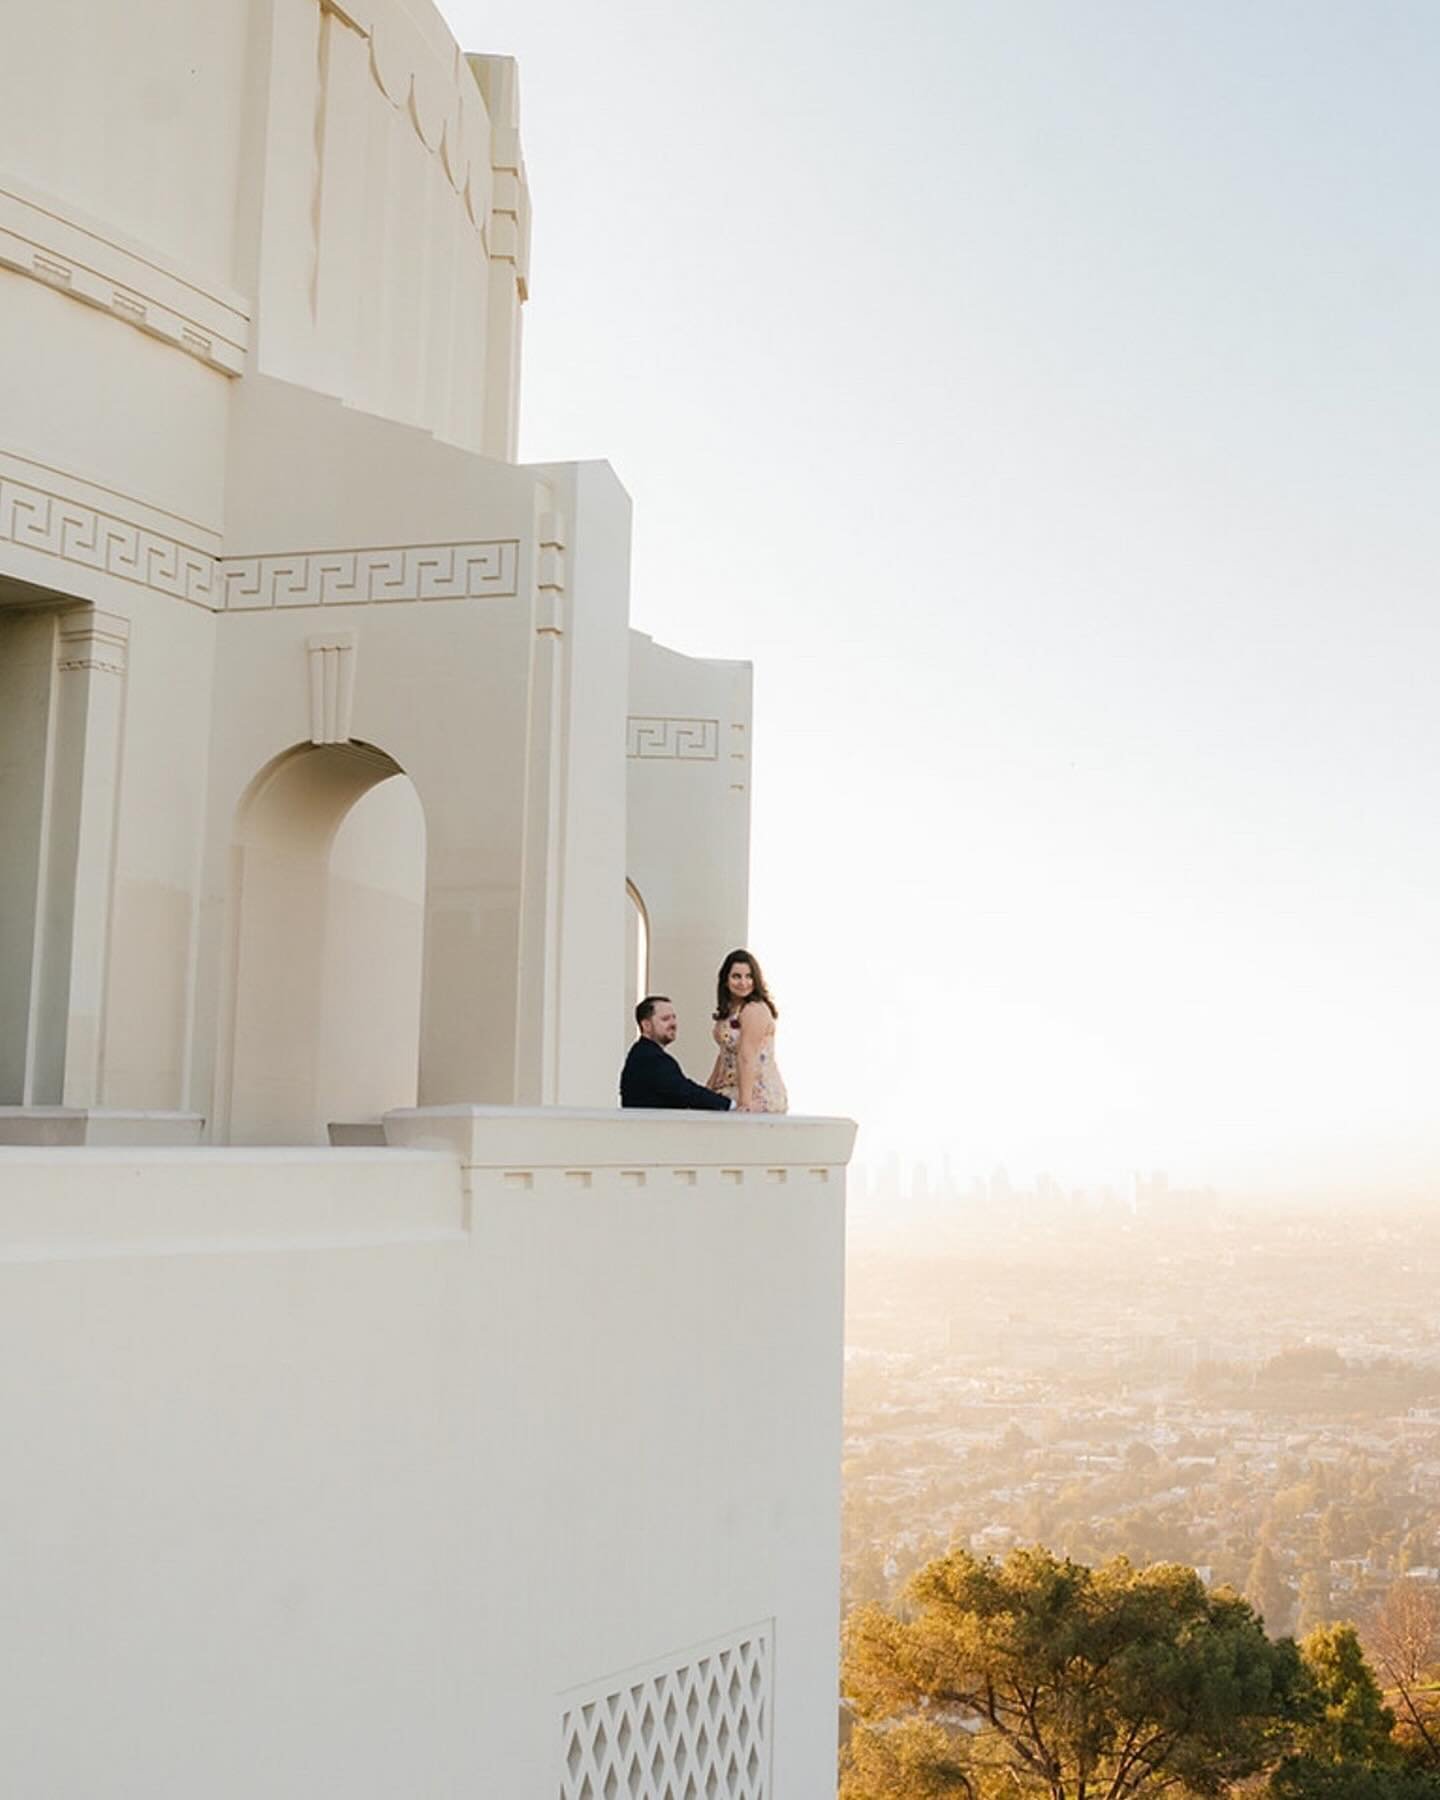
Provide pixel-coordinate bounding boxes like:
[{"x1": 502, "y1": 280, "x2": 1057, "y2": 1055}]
[{"x1": 648, "y1": 1051, "x2": 732, "y2": 1111}]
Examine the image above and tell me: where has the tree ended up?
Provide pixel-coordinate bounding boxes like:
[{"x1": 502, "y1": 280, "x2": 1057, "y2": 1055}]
[
  {"x1": 1261, "y1": 1347, "x2": 1347, "y2": 1385},
  {"x1": 1269, "y1": 1759, "x2": 1440, "y2": 1800},
  {"x1": 1297, "y1": 1573, "x2": 1335, "y2": 1638},
  {"x1": 1295, "y1": 1625, "x2": 1396, "y2": 1765},
  {"x1": 1367, "y1": 1582, "x2": 1440, "y2": 1770},
  {"x1": 1322, "y1": 1506, "x2": 1357, "y2": 1563},
  {"x1": 841, "y1": 1719, "x2": 977, "y2": 1800},
  {"x1": 1266, "y1": 1625, "x2": 1406, "y2": 1800},
  {"x1": 841, "y1": 1547, "x2": 1306, "y2": 1800},
  {"x1": 1249, "y1": 1541, "x2": 1297, "y2": 1638},
  {"x1": 995, "y1": 1422, "x2": 1034, "y2": 1464}
]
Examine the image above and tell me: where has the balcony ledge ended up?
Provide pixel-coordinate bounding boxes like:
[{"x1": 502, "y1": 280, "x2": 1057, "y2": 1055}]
[{"x1": 383, "y1": 1103, "x2": 857, "y2": 1171}]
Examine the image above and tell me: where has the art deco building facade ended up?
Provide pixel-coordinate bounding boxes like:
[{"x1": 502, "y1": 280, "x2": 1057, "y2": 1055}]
[{"x1": 0, "y1": 1, "x2": 852, "y2": 1792}]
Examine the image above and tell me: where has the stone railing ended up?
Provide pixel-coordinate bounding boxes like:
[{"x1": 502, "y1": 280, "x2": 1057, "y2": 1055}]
[{"x1": 382, "y1": 1102, "x2": 855, "y2": 1201}]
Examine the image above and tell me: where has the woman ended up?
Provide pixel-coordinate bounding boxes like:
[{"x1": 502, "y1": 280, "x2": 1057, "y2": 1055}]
[{"x1": 708, "y1": 948, "x2": 788, "y2": 1114}]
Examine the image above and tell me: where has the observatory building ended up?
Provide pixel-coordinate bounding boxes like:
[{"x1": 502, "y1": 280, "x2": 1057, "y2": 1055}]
[{"x1": 0, "y1": 1, "x2": 853, "y2": 1793}]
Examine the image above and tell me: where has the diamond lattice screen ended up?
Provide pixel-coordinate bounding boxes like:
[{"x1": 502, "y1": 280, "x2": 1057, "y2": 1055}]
[{"x1": 559, "y1": 1625, "x2": 772, "y2": 1800}]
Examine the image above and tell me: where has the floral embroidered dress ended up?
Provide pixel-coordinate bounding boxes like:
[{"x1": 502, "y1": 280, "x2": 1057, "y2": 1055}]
[{"x1": 714, "y1": 1009, "x2": 789, "y2": 1114}]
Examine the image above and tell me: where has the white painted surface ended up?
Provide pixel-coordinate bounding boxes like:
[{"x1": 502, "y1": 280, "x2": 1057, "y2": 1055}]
[
  {"x1": 628, "y1": 632, "x2": 755, "y2": 1073},
  {"x1": 0, "y1": 1112, "x2": 851, "y2": 1796},
  {"x1": 317, "y1": 775, "x2": 427, "y2": 1131},
  {"x1": 0, "y1": 9, "x2": 751, "y2": 1132},
  {"x1": 0, "y1": 5, "x2": 835, "y2": 1794}
]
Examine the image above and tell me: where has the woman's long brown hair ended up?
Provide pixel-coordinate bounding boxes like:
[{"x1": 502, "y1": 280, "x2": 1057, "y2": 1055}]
[{"x1": 713, "y1": 948, "x2": 779, "y2": 1021}]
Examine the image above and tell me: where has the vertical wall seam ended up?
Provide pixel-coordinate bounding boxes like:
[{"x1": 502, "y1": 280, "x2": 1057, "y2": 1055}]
[
  {"x1": 21, "y1": 614, "x2": 62, "y2": 1105},
  {"x1": 92, "y1": 622, "x2": 131, "y2": 1103},
  {"x1": 309, "y1": 6, "x2": 333, "y2": 322}
]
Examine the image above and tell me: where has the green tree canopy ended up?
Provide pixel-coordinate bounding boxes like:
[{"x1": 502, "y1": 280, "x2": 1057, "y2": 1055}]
[
  {"x1": 1296, "y1": 1573, "x2": 1334, "y2": 1639},
  {"x1": 842, "y1": 1547, "x2": 1307, "y2": 1800},
  {"x1": 1269, "y1": 1758, "x2": 1440, "y2": 1800},
  {"x1": 1294, "y1": 1624, "x2": 1396, "y2": 1766},
  {"x1": 1247, "y1": 1541, "x2": 1296, "y2": 1638}
]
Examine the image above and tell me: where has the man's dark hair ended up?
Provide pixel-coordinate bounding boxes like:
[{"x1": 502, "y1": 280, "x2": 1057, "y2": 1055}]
[{"x1": 635, "y1": 994, "x2": 671, "y2": 1028}]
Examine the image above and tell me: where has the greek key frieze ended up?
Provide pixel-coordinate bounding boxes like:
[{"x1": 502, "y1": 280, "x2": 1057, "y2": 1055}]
[
  {"x1": 218, "y1": 540, "x2": 519, "y2": 609},
  {"x1": 626, "y1": 716, "x2": 721, "y2": 761},
  {"x1": 0, "y1": 478, "x2": 523, "y2": 616},
  {"x1": 0, "y1": 476, "x2": 215, "y2": 605}
]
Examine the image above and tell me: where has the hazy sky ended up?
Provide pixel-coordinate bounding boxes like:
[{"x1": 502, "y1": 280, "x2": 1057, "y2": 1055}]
[{"x1": 441, "y1": 0, "x2": 1440, "y2": 1193}]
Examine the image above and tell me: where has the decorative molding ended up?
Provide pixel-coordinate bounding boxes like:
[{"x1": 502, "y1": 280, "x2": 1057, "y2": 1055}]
[
  {"x1": 219, "y1": 540, "x2": 519, "y2": 609},
  {"x1": 0, "y1": 182, "x2": 249, "y2": 376},
  {"x1": 487, "y1": 123, "x2": 532, "y2": 296},
  {"x1": 535, "y1": 509, "x2": 566, "y2": 636},
  {"x1": 57, "y1": 608, "x2": 129, "y2": 676},
  {"x1": 626, "y1": 716, "x2": 721, "y2": 761},
  {"x1": 0, "y1": 474, "x2": 216, "y2": 606},
  {"x1": 336, "y1": 3, "x2": 528, "y2": 268},
  {"x1": 560, "y1": 1624, "x2": 771, "y2": 1800},
  {"x1": 0, "y1": 475, "x2": 529, "y2": 617},
  {"x1": 306, "y1": 632, "x2": 356, "y2": 743}
]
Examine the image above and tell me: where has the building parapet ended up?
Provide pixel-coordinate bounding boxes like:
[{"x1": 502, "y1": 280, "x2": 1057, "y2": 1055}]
[
  {"x1": 383, "y1": 1102, "x2": 856, "y2": 1181},
  {"x1": 0, "y1": 1107, "x2": 852, "y2": 1791}
]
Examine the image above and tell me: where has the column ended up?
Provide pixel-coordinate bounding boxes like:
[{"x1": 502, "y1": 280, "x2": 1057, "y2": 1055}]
[{"x1": 29, "y1": 607, "x2": 130, "y2": 1106}]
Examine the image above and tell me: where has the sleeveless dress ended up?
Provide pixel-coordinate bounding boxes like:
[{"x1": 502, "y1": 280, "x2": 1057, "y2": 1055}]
[{"x1": 714, "y1": 1009, "x2": 788, "y2": 1114}]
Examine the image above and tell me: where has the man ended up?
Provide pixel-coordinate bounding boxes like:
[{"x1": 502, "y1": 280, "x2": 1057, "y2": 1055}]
[{"x1": 620, "y1": 996, "x2": 732, "y2": 1110}]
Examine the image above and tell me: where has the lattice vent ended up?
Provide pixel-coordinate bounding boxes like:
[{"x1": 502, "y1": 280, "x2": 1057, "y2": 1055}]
[{"x1": 559, "y1": 1625, "x2": 771, "y2": 1800}]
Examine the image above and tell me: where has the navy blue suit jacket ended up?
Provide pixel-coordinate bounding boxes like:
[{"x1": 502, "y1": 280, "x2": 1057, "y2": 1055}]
[{"x1": 620, "y1": 1037, "x2": 732, "y2": 1110}]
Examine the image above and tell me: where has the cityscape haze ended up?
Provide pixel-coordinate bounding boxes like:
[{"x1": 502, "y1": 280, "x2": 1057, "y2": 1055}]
[
  {"x1": 2, "y1": 0, "x2": 1437, "y2": 1790},
  {"x1": 434, "y1": 9, "x2": 1440, "y2": 1777},
  {"x1": 440, "y1": 0, "x2": 1440, "y2": 1199}
]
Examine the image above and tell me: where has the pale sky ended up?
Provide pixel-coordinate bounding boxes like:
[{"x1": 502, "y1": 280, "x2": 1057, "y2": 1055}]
[{"x1": 441, "y1": 0, "x2": 1440, "y2": 1195}]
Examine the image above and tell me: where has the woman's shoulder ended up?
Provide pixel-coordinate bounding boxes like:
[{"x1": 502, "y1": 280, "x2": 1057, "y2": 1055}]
[{"x1": 739, "y1": 997, "x2": 775, "y2": 1028}]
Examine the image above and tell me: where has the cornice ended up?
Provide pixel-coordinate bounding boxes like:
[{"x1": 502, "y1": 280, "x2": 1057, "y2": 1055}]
[{"x1": 0, "y1": 175, "x2": 249, "y2": 376}]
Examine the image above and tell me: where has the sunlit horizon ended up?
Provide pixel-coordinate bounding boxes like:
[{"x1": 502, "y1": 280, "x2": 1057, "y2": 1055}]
[{"x1": 442, "y1": 0, "x2": 1440, "y2": 1198}]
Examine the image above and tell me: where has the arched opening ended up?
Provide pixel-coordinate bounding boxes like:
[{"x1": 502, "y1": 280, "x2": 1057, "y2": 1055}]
[
  {"x1": 222, "y1": 742, "x2": 427, "y2": 1145},
  {"x1": 314, "y1": 771, "x2": 426, "y2": 1135},
  {"x1": 625, "y1": 880, "x2": 650, "y2": 1014}
]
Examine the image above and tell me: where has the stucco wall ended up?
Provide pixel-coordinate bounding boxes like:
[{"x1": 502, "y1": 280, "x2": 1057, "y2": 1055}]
[
  {"x1": 0, "y1": 0, "x2": 525, "y2": 463},
  {"x1": 0, "y1": 2, "x2": 253, "y2": 290},
  {"x1": 0, "y1": 0, "x2": 742, "y2": 1135},
  {"x1": 0, "y1": 1109, "x2": 851, "y2": 1796},
  {"x1": 0, "y1": 8, "x2": 845, "y2": 1796},
  {"x1": 0, "y1": 611, "x2": 54, "y2": 1102},
  {"x1": 627, "y1": 633, "x2": 754, "y2": 1076}
]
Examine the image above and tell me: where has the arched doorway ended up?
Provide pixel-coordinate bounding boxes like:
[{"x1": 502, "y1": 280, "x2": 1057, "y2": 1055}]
[
  {"x1": 622, "y1": 880, "x2": 651, "y2": 1066},
  {"x1": 222, "y1": 742, "x2": 426, "y2": 1145},
  {"x1": 625, "y1": 880, "x2": 650, "y2": 1013}
]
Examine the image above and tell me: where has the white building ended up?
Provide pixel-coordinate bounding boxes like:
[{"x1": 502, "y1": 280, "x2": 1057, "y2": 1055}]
[{"x1": 0, "y1": 2, "x2": 853, "y2": 1793}]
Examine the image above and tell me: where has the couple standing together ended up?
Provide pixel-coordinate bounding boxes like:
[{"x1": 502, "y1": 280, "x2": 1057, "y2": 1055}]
[{"x1": 620, "y1": 949, "x2": 788, "y2": 1114}]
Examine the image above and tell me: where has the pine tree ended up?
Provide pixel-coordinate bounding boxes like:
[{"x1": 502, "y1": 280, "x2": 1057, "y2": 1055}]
[
  {"x1": 842, "y1": 1547, "x2": 1306, "y2": 1800},
  {"x1": 1247, "y1": 1539, "x2": 1296, "y2": 1637},
  {"x1": 1296, "y1": 1623, "x2": 1397, "y2": 1765},
  {"x1": 1298, "y1": 1570, "x2": 1334, "y2": 1636}
]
